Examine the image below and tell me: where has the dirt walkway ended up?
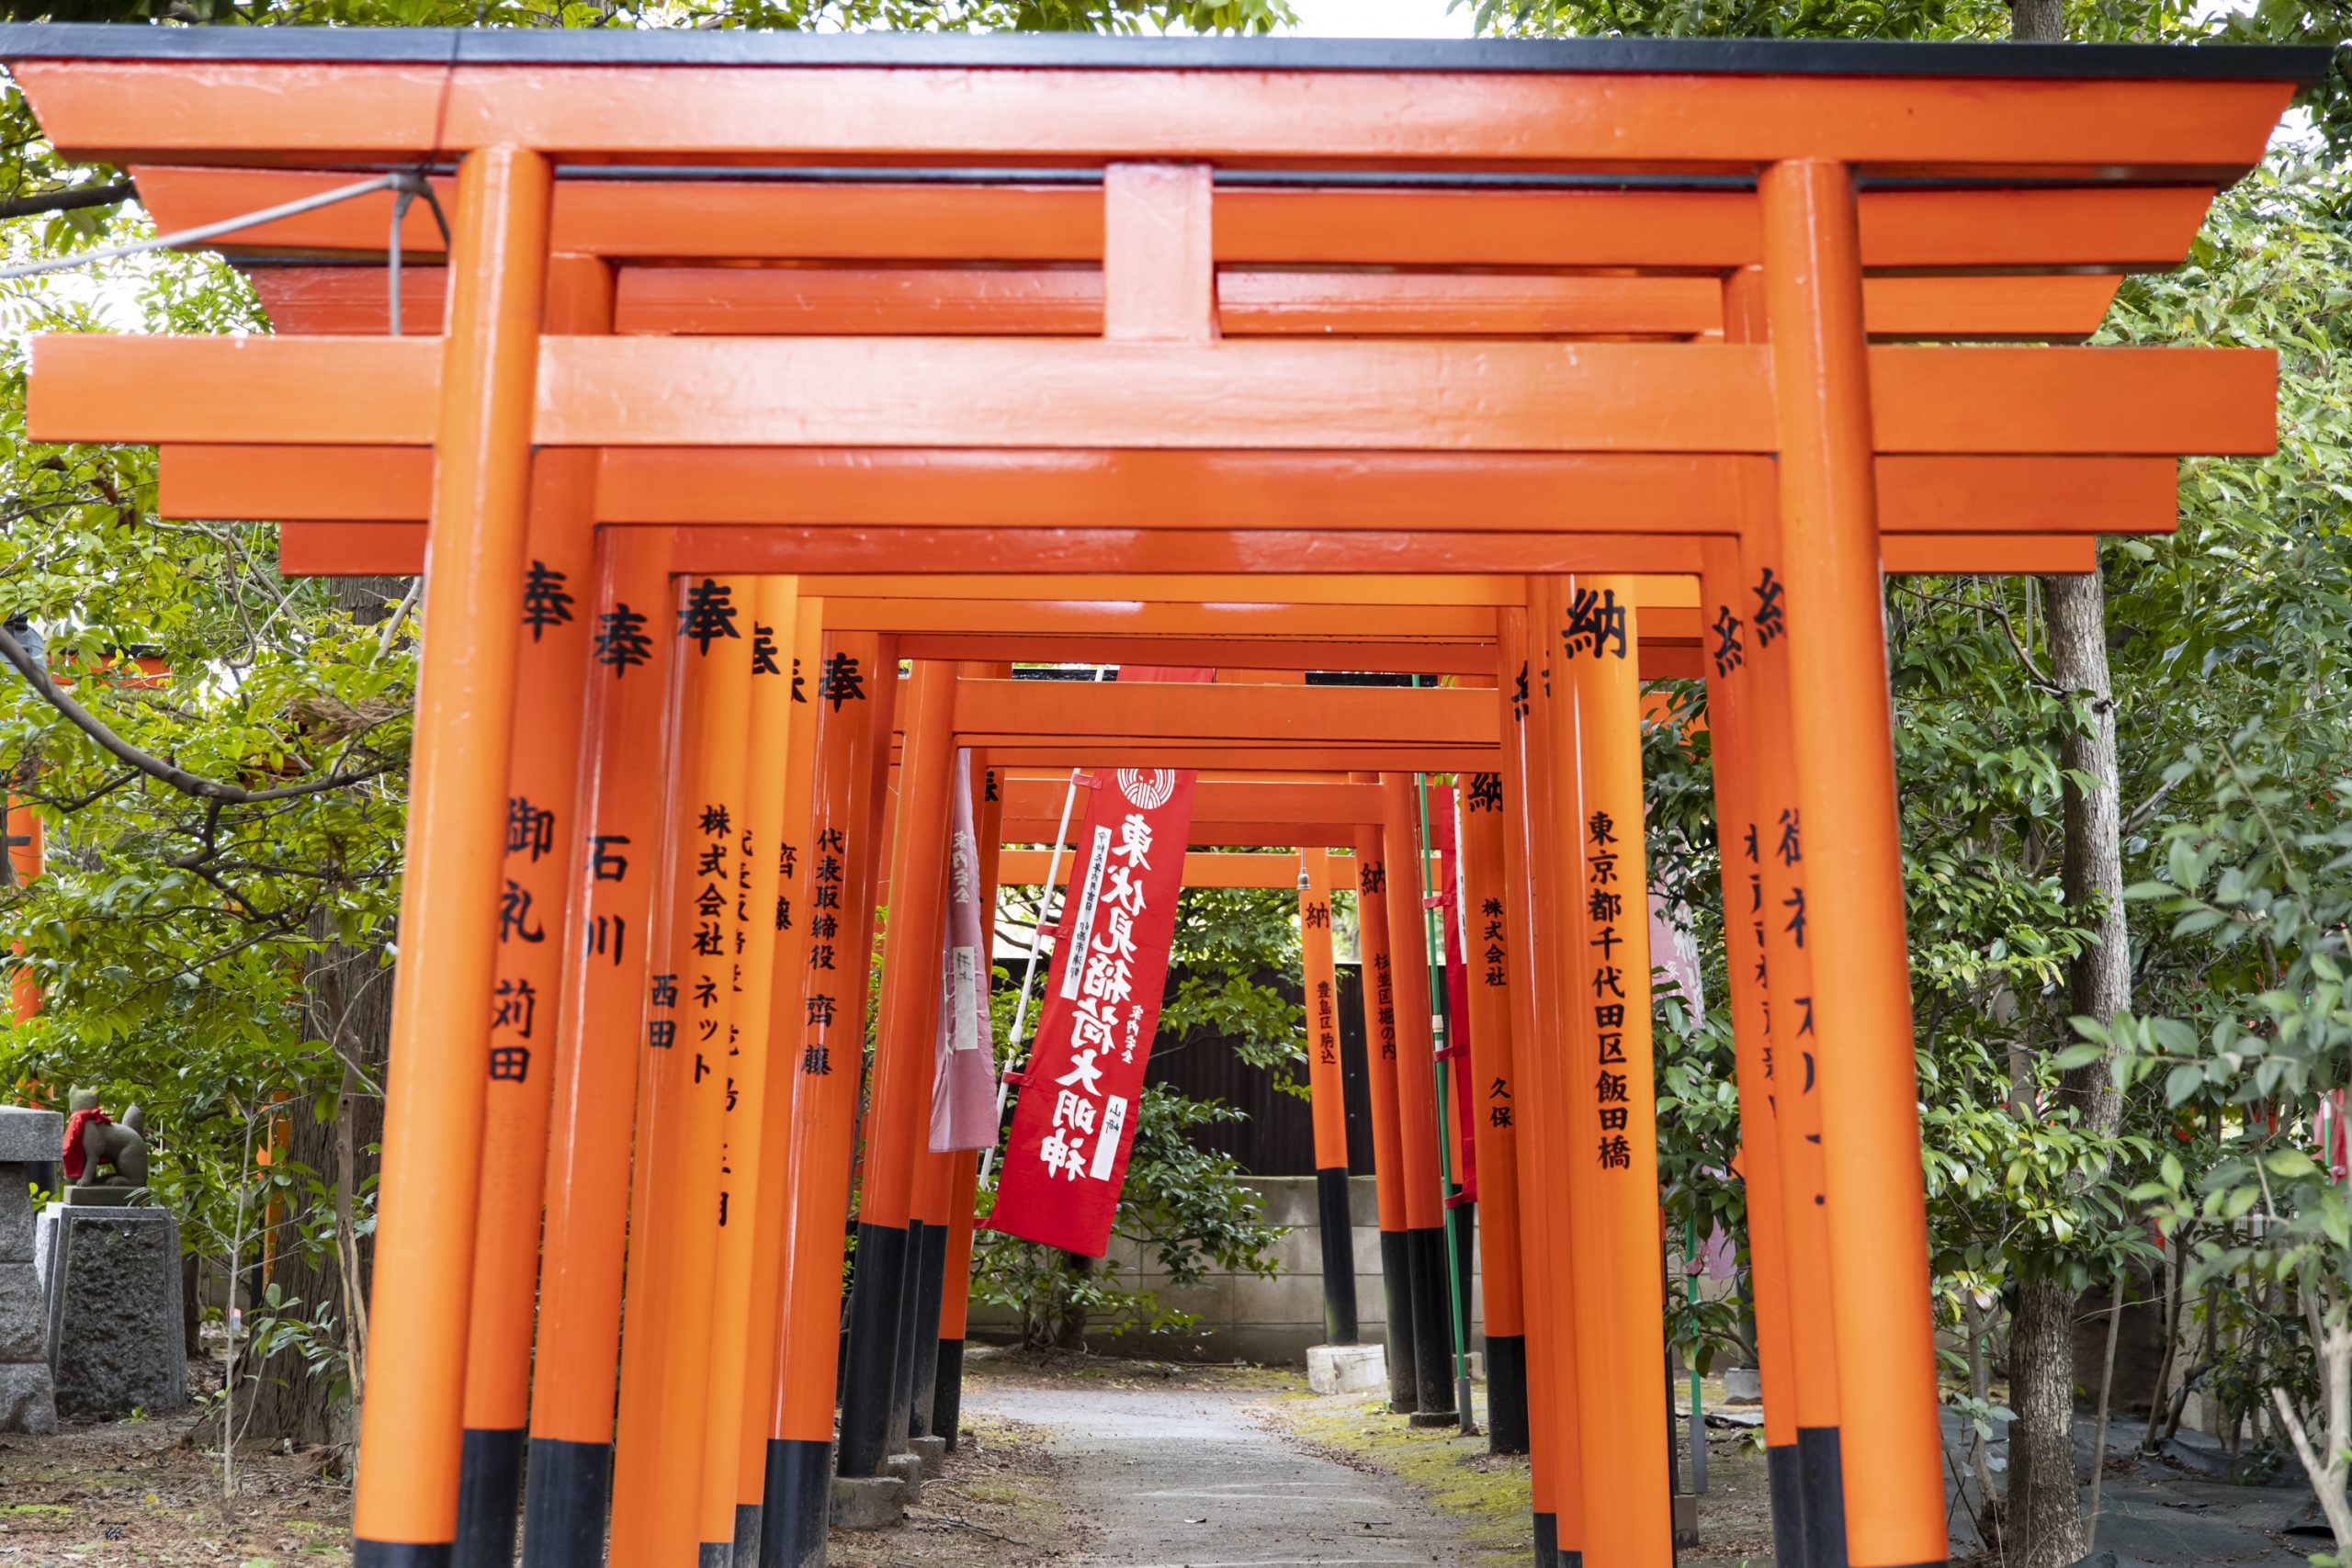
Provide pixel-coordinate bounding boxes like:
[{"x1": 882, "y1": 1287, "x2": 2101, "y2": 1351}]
[{"x1": 963, "y1": 1371, "x2": 1472, "y2": 1568}]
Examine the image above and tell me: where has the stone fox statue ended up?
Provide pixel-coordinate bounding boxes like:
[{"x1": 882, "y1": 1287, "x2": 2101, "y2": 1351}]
[{"x1": 60, "y1": 1088, "x2": 147, "y2": 1189}]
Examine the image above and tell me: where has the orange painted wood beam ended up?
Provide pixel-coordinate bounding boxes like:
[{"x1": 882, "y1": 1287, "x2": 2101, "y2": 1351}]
[
  {"x1": 239, "y1": 262, "x2": 2120, "y2": 342},
  {"x1": 269, "y1": 519, "x2": 2088, "y2": 580},
  {"x1": 998, "y1": 776, "x2": 1383, "y2": 826},
  {"x1": 157, "y1": 446, "x2": 2180, "y2": 537},
  {"x1": 33, "y1": 334, "x2": 2277, "y2": 456},
  {"x1": 17, "y1": 62, "x2": 2293, "y2": 179},
  {"x1": 950, "y1": 677, "x2": 1495, "y2": 748},
  {"x1": 131, "y1": 167, "x2": 2219, "y2": 273}
]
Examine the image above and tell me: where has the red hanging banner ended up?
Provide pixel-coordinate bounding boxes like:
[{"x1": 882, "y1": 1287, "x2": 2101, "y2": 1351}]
[{"x1": 987, "y1": 764, "x2": 1197, "y2": 1258}]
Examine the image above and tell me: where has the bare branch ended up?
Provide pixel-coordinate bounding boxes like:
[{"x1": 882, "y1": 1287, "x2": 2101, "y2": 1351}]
[
  {"x1": 0, "y1": 621, "x2": 397, "y2": 806},
  {"x1": 0, "y1": 181, "x2": 134, "y2": 220}
]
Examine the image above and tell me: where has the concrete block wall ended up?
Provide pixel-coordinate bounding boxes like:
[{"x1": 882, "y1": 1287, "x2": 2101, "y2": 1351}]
[{"x1": 969, "y1": 1175, "x2": 1485, "y2": 1364}]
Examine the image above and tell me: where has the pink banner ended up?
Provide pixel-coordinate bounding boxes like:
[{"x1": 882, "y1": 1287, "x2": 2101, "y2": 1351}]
[{"x1": 930, "y1": 749, "x2": 998, "y2": 1151}]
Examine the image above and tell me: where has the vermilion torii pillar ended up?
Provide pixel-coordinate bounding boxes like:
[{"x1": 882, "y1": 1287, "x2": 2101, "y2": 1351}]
[{"x1": 1298, "y1": 846, "x2": 1359, "y2": 1349}]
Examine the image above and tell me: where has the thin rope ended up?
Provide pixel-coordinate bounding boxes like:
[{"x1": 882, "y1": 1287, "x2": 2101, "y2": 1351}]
[
  {"x1": 978, "y1": 762, "x2": 1089, "y2": 1186},
  {"x1": 0, "y1": 174, "x2": 410, "y2": 284}
]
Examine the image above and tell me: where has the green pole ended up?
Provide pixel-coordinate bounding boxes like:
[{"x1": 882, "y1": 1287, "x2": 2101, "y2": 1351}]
[
  {"x1": 1687, "y1": 1213, "x2": 1708, "y2": 1493},
  {"x1": 1410, "y1": 674, "x2": 1478, "y2": 1435}
]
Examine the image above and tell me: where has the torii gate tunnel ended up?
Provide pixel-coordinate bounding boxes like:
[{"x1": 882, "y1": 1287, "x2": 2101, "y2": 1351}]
[{"x1": 0, "y1": 22, "x2": 2324, "y2": 1568}]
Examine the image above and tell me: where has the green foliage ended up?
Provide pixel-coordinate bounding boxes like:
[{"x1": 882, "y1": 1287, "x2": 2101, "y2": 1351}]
[
  {"x1": 974, "y1": 879, "x2": 1298, "y2": 1348},
  {"x1": 971, "y1": 1084, "x2": 1284, "y2": 1348}
]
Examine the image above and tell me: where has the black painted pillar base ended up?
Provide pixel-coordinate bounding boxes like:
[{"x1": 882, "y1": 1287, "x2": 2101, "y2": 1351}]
[
  {"x1": 1375, "y1": 1226, "x2": 1417, "y2": 1413},
  {"x1": 1406, "y1": 1225, "x2": 1455, "y2": 1418},
  {"x1": 1532, "y1": 1509, "x2": 1557, "y2": 1568},
  {"x1": 453, "y1": 1426, "x2": 525, "y2": 1568},
  {"x1": 1314, "y1": 1166, "x2": 1360, "y2": 1346},
  {"x1": 697, "y1": 1542, "x2": 732, "y2": 1567},
  {"x1": 1483, "y1": 1334, "x2": 1529, "y2": 1454},
  {"x1": 839, "y1": 1220, "x2": 910, "y2": 1476},
  {"x1": 353, "y1": 1545, "x2": 453, "y2": 1568},
  {"x1": 887, "y1": 1219, "x2": 926, "y2": 1451},
  {"x1": 734, "y1": 1503, "x2": 763, "y2": 1568},
  {"x1": 933, "y1": 1337, "x2": 967, "y2": 1450},
  {"x1": 1766, "y1": 1440, "x2": 1807, "y2": 1568},
  {"x1": 908, "y1": 1221, "x2": 949, "y2": 1439},
  {"x1": 518, "y1": 1434, "x2": 610, "y2": 1568},
  {"x1": 761, "y1": 1437, "x2": 833, "y2": 1568},
  {"x1": 1796, "y1": 1425, "x2": 1850, "y2": 1568}
]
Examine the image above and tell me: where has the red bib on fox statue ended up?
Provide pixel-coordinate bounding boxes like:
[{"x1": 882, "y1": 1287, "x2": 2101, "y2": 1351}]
[{"x1": 987, "y1": 764, "x2": 1197, "y2": 1258}]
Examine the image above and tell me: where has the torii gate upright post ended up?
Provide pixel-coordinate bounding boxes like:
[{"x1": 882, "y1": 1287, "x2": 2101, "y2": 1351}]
[
  {"x1": 609, "y1": 575, "x2": 756, "y2": 1565},
  {"x1": 518, "y1": 529, "x2": 676, "y2": 1568},
  {"x1": 1551, "y1": 576, "x2": 1675, "y2": 1566},
  {"x1": 693, "y1": 575, "x2": 807, "y2": 1564},
  {"x1": 350, "y1": 143, "x2": 551, "y2": 1568},
  {"x1": 1380, "y1": 772, "x2": 1458, "y2": 1424},
  {"x1": 762, "y1": 630, "x2": 888, "y2": 1568},
  {"x1": 1350, "y1": 812, "x2": 1418, "y2": 1415},
  {"x1": 1762, "y1": 159, "x2": 1946, "y2": 1567},
  {"x1": 452, "y1": 250, "x2": 607, "y2": 1568},
  {"x1": 724, "y1": 592, "x2": 827, "y2": 1562},
  {"x1": 1455, "y1": 774, "x2": 1531, "y2": 1455},
  {"x1": 839, "y1": 658, "x2": 958, "y2": 1479},
  {"x1": 1298, "y1": 846, "x2": 1360, "y2": 1348},
  {"x1": 1511, "y1": 583, "x2": 1586, "y2": 1568},
  {"x1": 1710, "y1": 274, "x2": 1811, "y2": 1568}
]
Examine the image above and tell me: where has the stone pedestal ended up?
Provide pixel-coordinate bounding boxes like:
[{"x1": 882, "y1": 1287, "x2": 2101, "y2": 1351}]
[
  {"x1": 39, "y1": 1203, "x2": 187, "y2": 1420},
  {"x1": 829, "y1": 1474, "x2": 907, "y2": 1530},
  {"x1": 1306, "y1": 1341, "x2": 1386, "y2": 1395},
  {"x1": 906, "y1": 1432, "x2": 947, "y2": 1478},
  {"x1": 0, "y1": 1107, "x2": 60, "y2": 1434}
]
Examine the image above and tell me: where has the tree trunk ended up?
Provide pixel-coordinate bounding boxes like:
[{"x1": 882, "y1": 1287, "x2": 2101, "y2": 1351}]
[
  {"x1": 2046, "y1": 566, "x2": 2133, "y2": 1122},
  {"x1": 243, "y1": 916, "x2": 395, "y2": 1446},
  {"x1": 2010, "y1": 0, "x2": 2066, "y2": 41},
  {"x1": 2004, "y1": 561, "x2": 2134, "y2": 1568},
  {"x1": 2009, "y1": 1273, "x2": 2087, "y2": 1568}
]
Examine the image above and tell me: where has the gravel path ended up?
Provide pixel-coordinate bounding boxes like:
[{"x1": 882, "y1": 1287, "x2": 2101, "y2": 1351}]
[{"x1": 963, "y1": 1379, "x2": 1470, "y2": 1568}]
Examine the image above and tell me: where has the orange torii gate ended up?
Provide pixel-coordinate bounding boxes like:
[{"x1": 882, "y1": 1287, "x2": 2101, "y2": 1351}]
[
  {"x1": 0, "y1": 24, "x2": 2318, "y2": 1568},
  {"x1": 996, "y1": 768, "x2": 1477, "y2": 1427}
]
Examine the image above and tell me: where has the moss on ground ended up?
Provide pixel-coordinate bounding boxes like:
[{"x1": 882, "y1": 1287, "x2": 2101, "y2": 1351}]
[{"x1": 1266, "y1": 1391, "x2": 1535, "y2": 1565}]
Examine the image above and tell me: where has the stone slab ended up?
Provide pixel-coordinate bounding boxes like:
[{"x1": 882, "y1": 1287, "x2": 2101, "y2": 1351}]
[
  {"x1": 1407, "y1": 1408, "x2": 1460, "y2": 1428},
  {"x1": 0, "y1": 1174, "x2": 31, "y2": 1264},
  {"x1": 829, "y1": 1475, "x2": 906, "y2": 1530},
  {"x1": 0, "y1": 1108, "x2": 60, "y2": 1165},
  {"x1": 1306, "y1": 1342, "x2": 1386, "y2": 1395},
  {"x1": 1672, "y1": 1492, "x2": 1700, "y2": 1549},
  {"x1": 883, "y1": 1450, "x2": 924, "y2": 1503},
  {"x1": 0, "y1": 1359, "x2": 55, "y2": 1434},
  {"x1": 0, "y1": 1262, "x2": 43, "y2": 1360},
  {"x1": 42, "y1": 1204, "x2": 187, "y2": 1419},
  {"x1": 907, "y1": 1433, "x2": 947, "y2": 1479}
]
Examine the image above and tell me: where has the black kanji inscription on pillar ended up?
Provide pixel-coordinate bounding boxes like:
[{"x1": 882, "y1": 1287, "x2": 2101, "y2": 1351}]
[
  {"x1": 520, "y1": 559, "x2": 575, "y2": 642},
  {"x1": 678, "y1": 578, "x2": 741, "y2": 653},
  {"x1": 594, "y1": 603, "x2": 652, "y2": 673}
]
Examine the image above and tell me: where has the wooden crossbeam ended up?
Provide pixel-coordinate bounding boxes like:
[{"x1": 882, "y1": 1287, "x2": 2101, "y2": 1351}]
[
  {"x1": 235, "y1": 263, "x2": 2123, "y2": 343},
  {"x1": 950, "y1": 677, "x2": 1494, "y2": 748},
  {"x1": 159, "y1": 446, "x2": 2180, "y2": 536},
  {"x1": 15, "y1": 59, "x2": 2296, "y2": 178},
  {"x1": 35, "y1": 335, "x2": 2277, "y2": 456},
  {"x1": 268, "y1": 519, "x2": 2092, "y2": 579},
  {"x1": 131, "y1": 167, "x2": 2222, "y2": 272},
  {"x1": 998, "y1": 776, "x2": 1381, "y2": 826}
]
